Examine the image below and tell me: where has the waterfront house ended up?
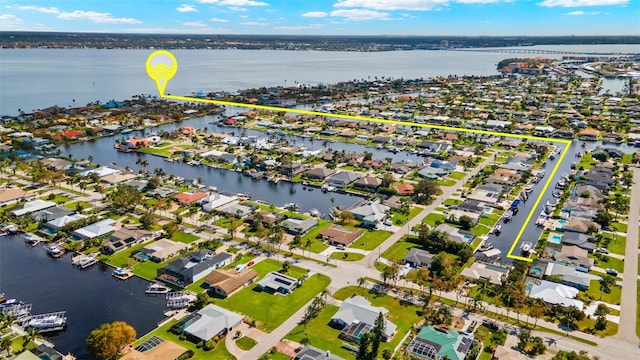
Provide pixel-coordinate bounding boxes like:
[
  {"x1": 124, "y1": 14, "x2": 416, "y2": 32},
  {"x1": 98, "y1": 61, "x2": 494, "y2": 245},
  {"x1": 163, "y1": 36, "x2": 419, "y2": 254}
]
[
  {"x1": 43, "y1": 213, "x2": 86, "y2": 233},
  {"x1": 256, "y1": 272, "x2": 298, "y2": 295},
  {"x1": 582, "y1": 166, "x2": 614, "y2": 189},
  {"x1": 544, "y1": 262, "x2": 592, "y2": 290},
  {"x1": 39, "y1": 157, "x2": 72, "y2": 171},
  {"x1": 324, "y1": 171, "x2": 360, "y2": 188},
  {"x1": 80, "y1": 166, "x2": 120, "y2": 178},
  {"x1": 405, "y1": 326, "x2": 473, "y2": 360},
  {"x1": 201, "y1": 193, "x2": 238, "y2": 213},
  {"x1": 141, "y1": 239, "x2": 188, "y2": 262},
  {"x1": 280, "y1": 217, "x2": 318, "y2": 235},
  {"x1": 561, "y1": 232, "x2": 596, "y2": 252},
  {"x1": 353, "y1": 175, "x2": 382, "y2": 190},
  {"x1": 579, "y1": 127, "x2": 600, "y2": 140},
  {"x1": 430, "y1": 160, "x2": 458, "y2": 172},
  {"x1": 177, "y1": 304, "x2": 243, "y2": 343},
  {"x1": 305, "y1": 166, "x2": 336, "y2": 180},
  {"x1": 102, "y1": 227, "x2": 152, "y2": 254},
  {"x1": 389, "y1": 162, "x2": 410, "y2": 174},
  {"x1": 31, "y1": 206, "x2": 73, "y2": 222},
  {"x1": 157, "y1": 251, "x2": 232, "y2": 288},
  {"x1": 218, "y1": 203, "x2": 254, "y2": 218},
  {"x1": 205, "y1": 268, "x2": 258, "y2": 298},
  {"x1": 456, "y1": 199, "x2": 487, "y2": 214},
  {"x1": 348, "y1": 200, "x2": 390, "y2": 228},
  {"x1": 71, "y1": 218, "x2": 116, "y2": 240},
  {"x1": 318, "y1": 225, "x2": 364, "y2": 246},
  {"x1": 402, "y1": 248, "x2": 434, "y2": 268},
  {"x1": 147, "y1": 186, "x2": 178, "y2": 198},
  {"x1": 120, "y1": 337, "x2": 188, "y2": 360},
  {"x1": 331, "y1": 295, "x2": 396, "y2": 342},
  {"x1": 11, "y1": 199, "x2": 56, "y2": 217},
  {"x1": 417, "y1": 166, "x2": 449, "y2": 179},
  {"x1": 174, "y1": 192, "x2": 208, "y2": 205}
]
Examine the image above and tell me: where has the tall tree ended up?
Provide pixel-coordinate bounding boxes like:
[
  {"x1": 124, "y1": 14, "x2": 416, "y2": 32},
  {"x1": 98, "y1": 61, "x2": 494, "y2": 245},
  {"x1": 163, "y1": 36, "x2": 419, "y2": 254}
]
[{"x1": 86, "y1": 321, "x2": 136, "y2": 360}]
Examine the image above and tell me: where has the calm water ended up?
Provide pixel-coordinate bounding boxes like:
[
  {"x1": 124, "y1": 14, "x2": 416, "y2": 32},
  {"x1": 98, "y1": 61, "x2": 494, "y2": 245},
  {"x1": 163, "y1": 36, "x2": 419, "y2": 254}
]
[
  {"x1": 0, "y1": 235, "x2": 166, "y2": 358},
  {"x1": 2, "y1": 44, "x2": 637, "y2": 115}
]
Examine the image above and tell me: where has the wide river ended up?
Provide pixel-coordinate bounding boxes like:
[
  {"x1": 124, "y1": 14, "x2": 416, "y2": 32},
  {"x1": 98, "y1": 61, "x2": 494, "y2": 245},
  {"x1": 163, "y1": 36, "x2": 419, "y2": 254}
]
[{"x1": 0, "y1": 45, "x2": 636, "y2": 358}]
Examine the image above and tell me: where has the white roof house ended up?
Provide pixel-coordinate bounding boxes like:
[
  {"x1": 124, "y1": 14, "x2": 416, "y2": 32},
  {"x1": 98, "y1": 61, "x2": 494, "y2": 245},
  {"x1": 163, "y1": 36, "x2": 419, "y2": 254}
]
[
  {"x1": 528, "y1": 279, "x2": 584, "y2": 310},
  {"x1": 183, "y1": 304, "x2": 243, "y2": 342},
  {"x1": 44, "y1": 213, "x2": 86, "y2": 232},
  {"x1": 11, "y1": 199, "x2": 56, "y2": 217},
  {"x1": 72, "y1": 219, "x2": 116, "y2": 240},
  {"x1": 80, "y1": 166, "x2": 120, "y2": 178},
  {"x1": 201, "y1": 193, "x2": 238, "y2": 213},
  {"x1": 349, "y1": 200, "x2": 389, "y2": 227},
  {"x1": 331, "y1": 295, "x2": 396, "y2": 341}
]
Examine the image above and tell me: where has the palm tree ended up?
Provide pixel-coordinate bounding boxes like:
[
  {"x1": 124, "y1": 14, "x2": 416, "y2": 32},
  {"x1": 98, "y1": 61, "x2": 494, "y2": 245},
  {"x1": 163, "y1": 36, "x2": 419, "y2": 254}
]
[
  {"x1": 0, "y1": 336, "x2": 11, "y2": 355},
  {"x1": 22, "y1": 327, "x2": 41, "y2": 349},
  {"x1": 357, "y1": 277, "x2": 367, "y2": 295}
]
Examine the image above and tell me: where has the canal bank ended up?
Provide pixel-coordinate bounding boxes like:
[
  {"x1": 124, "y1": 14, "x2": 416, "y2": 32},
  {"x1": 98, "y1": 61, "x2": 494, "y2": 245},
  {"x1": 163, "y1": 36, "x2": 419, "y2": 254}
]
[{"x1": 0, "y1": 235, "x2": 167, "y2": 358}]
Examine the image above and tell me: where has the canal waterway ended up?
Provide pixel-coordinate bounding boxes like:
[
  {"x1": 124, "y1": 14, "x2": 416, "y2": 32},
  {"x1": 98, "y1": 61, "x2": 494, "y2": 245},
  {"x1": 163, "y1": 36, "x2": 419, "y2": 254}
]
[
  {"x1": 489, "y1": 139, "x2": 638, "y2": 261},
  {"x1": 0, "y1": 235, "x2": 167, "y2": 359}
]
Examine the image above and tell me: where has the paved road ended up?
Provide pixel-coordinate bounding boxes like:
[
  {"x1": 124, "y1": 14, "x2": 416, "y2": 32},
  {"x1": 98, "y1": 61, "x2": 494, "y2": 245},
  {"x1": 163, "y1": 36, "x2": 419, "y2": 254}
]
[{"x1": 617, "y1": 168, "x2": 640, "y2": 343}]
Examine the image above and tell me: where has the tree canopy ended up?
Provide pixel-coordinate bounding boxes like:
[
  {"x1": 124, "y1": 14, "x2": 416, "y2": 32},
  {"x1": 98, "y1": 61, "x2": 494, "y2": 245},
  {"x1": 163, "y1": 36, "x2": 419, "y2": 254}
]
[{"x1": 86, "y1": 321, "x2": 136, "y2": 359}]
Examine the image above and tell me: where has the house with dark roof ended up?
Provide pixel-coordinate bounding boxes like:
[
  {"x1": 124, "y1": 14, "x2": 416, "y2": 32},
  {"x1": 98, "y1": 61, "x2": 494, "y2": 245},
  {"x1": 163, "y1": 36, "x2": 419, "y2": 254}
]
[
  {"x1": 456, "y1": 199, "x2": 486, "y2": 214},
  {"x1": 405, "y1": 326, "x2": 473, "y2": 360},
  {"x1": 326, "y1": 171, "x2": 361, "y2": 188},
  {"x1": 31, "y1": 206, "x2": 73, "y2": 222},
  {"x1": 561, "y1": 232, "x2": 596, "y2": 252},
  {"x1": 403, "y1": 248, "x2": 434, "y2": 268},
  {"x1": 354, "y1": 176, "x2": 381, "y2": 190},
  {"x1": 102, "y1": 227, "x2": 152, "y2": 254},
  {"x1": 294, "y1": 345, "x2": 344, "y2": 360},
  {"x1": 157, "y1": 251, "x2": 232, "y2": 288},
  {"x1": 583, "y1": 166, "x2": 614, "y2": 189},
  {"x1": 430, "y1": 160, "x2": 458, "y2": 171},
  {"x1": 553, "y1": 246, "x2": 594, "y2": 272},
  {"x1": 349, "y1": 200, "x2": 390, "y2": 228}
]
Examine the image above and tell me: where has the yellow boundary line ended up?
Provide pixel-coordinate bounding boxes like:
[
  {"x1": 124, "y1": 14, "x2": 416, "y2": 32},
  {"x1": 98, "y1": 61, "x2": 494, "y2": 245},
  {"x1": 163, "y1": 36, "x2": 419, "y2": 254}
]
[{"x1": 161, "y1": 93, "x2": 571, "y2": 262}]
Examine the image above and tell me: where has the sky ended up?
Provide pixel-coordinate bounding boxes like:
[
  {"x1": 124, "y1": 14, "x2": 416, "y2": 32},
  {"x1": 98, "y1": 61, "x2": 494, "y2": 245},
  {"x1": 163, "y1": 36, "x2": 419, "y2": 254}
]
[{"x1": 0, "y1": 0, "x2": 638, "y2": 36}]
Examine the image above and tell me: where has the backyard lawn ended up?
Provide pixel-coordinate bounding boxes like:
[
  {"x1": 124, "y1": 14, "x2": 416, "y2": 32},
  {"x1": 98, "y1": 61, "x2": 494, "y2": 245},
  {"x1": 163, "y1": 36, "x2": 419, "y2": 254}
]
[
  {"x1": 586, "y1": 281, "x2": 622, "y2": 305},
  {"x1": 381, "y1": 240, "x2": 421, "y2": 263},
  {"x1": 350, "y1": 230, "x2": 391, "y2": 250},
  {"x1": 215, "y1": 259, "x2": 330, "y2": 332},
  {"x1": 329, "y1": 252, "x2": 365, "y2": 262},
  {"x1": 300, "y1": 220, "x2": 331, "y2": 253},
  {"x1": 171, "y1": 231, "x2": 199, "y2": 244},
  {"x1": 423, "y1": 213, "x2": 446, "y2": 227}
]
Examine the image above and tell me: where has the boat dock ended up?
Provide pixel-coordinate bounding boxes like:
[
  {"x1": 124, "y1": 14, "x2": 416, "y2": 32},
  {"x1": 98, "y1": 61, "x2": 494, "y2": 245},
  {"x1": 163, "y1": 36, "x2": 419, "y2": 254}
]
[
  {"x1": 22, "y1": 311, "x2": 67, "y2": 333},
  {"x1": 112, "y1": 267, "x2": 134, "y2": 280},
  {"x1": 71, "y1": 252, "x2": 100, "y2": 268}
]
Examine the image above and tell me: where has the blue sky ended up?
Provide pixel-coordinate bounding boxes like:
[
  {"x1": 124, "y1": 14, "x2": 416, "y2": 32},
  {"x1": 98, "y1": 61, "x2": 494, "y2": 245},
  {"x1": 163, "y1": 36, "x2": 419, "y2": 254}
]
[{"x1": 1, "y1": 0, "x2": 638, "y2": 35}]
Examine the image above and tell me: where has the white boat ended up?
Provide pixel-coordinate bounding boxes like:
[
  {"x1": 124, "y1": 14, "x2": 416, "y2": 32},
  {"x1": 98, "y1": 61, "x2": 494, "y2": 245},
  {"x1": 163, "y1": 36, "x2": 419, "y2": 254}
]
[
  {"x1": 78, "y1": 255, "x2": 97, "y2": 269},
  {"x1": 46, "y1": 245, "x2": 64, "y2": 258},
  {"x1": 521, "y1": 242, "x2": 533, "y2": 253},
  {"x1": 493, "y1": 224, "x2": 502, "y2": 234},
  {"x1": 146, "y1": 283, "x2": 171, "y2": 294},
  {"x1": 309, "y1": 208, "x2": 321, "y2": 217},
  {"x1": 28, "y1": 315, "x2": 65, "y2": 329},
  {"x1": 479, "y1": 241, "x2": 494, "y2": 251},
  {"x1": 113, "y1": 268, "x2": 127, "y2": 277},
  {"x1": 166, "y1": 292, "x2": 197, "y2": 309},
  {"x1": 524, "y1": 184, "x2": 534, "y2": 192}
]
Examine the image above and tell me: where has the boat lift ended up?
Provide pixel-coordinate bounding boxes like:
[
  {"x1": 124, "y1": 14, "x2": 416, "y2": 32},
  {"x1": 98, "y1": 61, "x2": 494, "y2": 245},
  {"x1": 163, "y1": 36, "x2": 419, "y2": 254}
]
[{"x1": 21, "y1": 311, "x2": 67, "y2": 332}]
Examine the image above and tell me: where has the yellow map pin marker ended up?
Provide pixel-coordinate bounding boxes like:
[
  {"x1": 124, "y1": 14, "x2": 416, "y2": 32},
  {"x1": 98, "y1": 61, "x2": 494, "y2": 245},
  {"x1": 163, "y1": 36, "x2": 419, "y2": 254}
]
[{"x1": 146, "y1": 50, "x2": 178, "y2": 96}]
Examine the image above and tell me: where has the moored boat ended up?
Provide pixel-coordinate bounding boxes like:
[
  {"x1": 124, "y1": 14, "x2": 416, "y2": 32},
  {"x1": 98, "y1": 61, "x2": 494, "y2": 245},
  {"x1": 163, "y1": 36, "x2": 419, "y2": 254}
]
[{"x1": 146, "y1": 282, "x2": 171, "y2": 294}]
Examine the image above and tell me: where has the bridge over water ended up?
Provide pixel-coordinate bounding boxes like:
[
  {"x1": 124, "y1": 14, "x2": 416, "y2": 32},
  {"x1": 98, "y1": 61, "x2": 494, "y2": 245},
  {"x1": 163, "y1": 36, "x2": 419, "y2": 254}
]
[{"x1": 450, "y1": 48, "x2": 639, "y2": 56}]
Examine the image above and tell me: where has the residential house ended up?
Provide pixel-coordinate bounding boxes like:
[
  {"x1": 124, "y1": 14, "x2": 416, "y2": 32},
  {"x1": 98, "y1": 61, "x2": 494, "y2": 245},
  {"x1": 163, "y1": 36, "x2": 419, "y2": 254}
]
[
  {"x1": 396, "y1": 183, "x2": 415, "y2": 196},
  {"x1": 102, "y1": 227, "x2": 152, "y2": 254},
  {"x1": 460, "y1": 262, "x2": 508, "y2": 285},
  {"x1": 120, "y1": 338, "x2": 187, "y2": 360},
  {"x1": 43, "y1": 213, "x2": 86, "y2": 233},
  {"x1": 294, "y1": 345, "x2": 344, "y2": 360},
  {"x1": 353, "y1": 176, "x2": 381, "y2": 190},
  {"x1": 11, "y1": 199, "x2": 56, "y2": 217},
  {"x1": 456, "y1": 199, "x2": 487, "y2": 214},
  {"x1": 553, "y1": 245, "x2": 594, "y2": 271},
  {"x1": 572, "y1": 185, "x2": 606, "y2": 201},
  {"x1": 331, "y1": 295, "x2": 396, "y2": 342},
  {"x1": 561, "y1": 232, "x2": 596, "y2": 252},
  {"x1": 544, "y1": 262, "x2": 592, "y2": 290},
  {"x1": 205, "y1": 268, "x2": 258, "y2": 298},
  {"x1": 559, "y1": 219, "x2": 600, "y2": 234},
  {"x1": 318, "y1": 225, "x2": 364, "y2": 246},
  {"x1": 305, "y1": 167, "x2": 336, "y2": 180},
  {"x1": 31, "y1": 206, "x2": 73, "y2": 222},
  {"x1": 280, "y1": 217, "x2": 318, "y2": 235},
  {"x1": 157, "y1": 251, "x2": 232, "y2": 287},
  {"x1": 218, "y1": 203, "x2": 254, "y2": 218},
  {"x1": 405, "y1": 326, "x2": 473, "y2": 360},
  {"x1": 417, "y1": 166, "x2": 450, "y2": 179},
  {"x1": 174, "y1": 192, "x2": 208, "y2": 205},
  {"x1": 39, "y1": 158, "x2": 72, "y2": 171},
  {"x1": 434, "y1": 223, "x2": 475, "y2": 244},
  {"x1": 326, "y1": 171, "x2": 361, "y2": 188},
  {"x1": 389, "y1": 163, "x2": 410, "y2": 175},
  {"x1": 403, "y1": 248, "x2": 434, "y2": 268},
  {"x1": 177, "y1": 304, "x2": 243, "y2": 342},
  {"x1": 0, "y1": 187, "x2": 35, "y2": 206},
  {"x1": 256, "y1": 272, "x2": 298, "y2": 295},
  {"x1": 430, "y1": 160, "x2": 458, "y2": 172},
  {"x1": 582, "y1": 166, "x2": 614, "y2": 190},
  {"x1": 579, "y1": 127, "x2": 600, "y2": 140},
  {"x1": 71, "y1": 219, "x2": 116, "y2": 240},
  {"x1": 140, "y1": 239, "x2": 188, "y2": 262},
  {"x1": 349, "y1": 200, "x2": 390, "y2": 228},
  {"x1": 279, "y1": 163, "x2": 307, "y2": 177},
  {"x1": 527, "y1": 279, "x2": 584, "y2": 310},
  {"x1": 201, "y1": 193, "x2": 238, "y2": 213}
]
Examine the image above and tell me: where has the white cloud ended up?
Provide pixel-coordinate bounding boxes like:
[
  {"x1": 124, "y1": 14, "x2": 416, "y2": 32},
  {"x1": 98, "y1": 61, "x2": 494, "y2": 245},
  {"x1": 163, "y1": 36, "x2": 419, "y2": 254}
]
[
  {"x1": 238, "y1": 14, "x2": 248, "y2": 18},
  {"x1": 240, "y1": 21, "x2": 269, "y2": 25},
  {"x1": 333, "y1": 0, "x2": 448, "y2": 11},
  {"x1": 198, "y1": 0, "x2": 269, "y2": 6},
  {"x1": 228, "y1": 6, "x2": 248, "y2": 11},
  {"x1": 57, "y1": 10, "x2": 141, "y2": 24},
  {"x1": 184, "y1": 21, "x2": 209, "y2": 27},
  {"x1": 302, "y1": 11, "x2": 328, "y2": 18},
  {"x1": 127, "y1": 25, "x2": 232, "y2": 34},
  {"x1": 274, "y1": 23, "x2": 324, "y2": 30},
  {"x1": 177, "y1": 4, "x2": 198, "y2": 12},
  {"x1": 0, "y1": 14, "x2": 24, "y2": 29},
  {"x1": 211, "y1": 17, "x2": 229, "y2": 22},
  {"x1": 538, "y1": 0, "x2": 627, "y2": 7},
  {"x1": 10, "y1": 5, "x2": 60, "y2": 14},
  {"x1": 455, "y1": 0, "x2": 501, "y2": 3},
  {"x1": 330, "y1": 9, "x2": 390, "y2": 20},
  {"x1": 566, "y1": 10, "x2": 585, "y2": 14}
]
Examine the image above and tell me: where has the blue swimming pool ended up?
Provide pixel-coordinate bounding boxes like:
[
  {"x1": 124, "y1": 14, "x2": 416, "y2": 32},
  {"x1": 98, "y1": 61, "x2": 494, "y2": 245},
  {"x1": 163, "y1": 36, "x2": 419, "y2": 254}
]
[{"x1": 549, "y1": 233, "x2": 563, "y2": 244}]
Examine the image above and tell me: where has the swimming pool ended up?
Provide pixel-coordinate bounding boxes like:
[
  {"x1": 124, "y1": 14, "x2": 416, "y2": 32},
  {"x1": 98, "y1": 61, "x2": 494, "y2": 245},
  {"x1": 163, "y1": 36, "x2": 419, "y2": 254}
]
[
  {"x1": 548, "y1": 233, "x2": 563, "y2": 244},
  {"x1": 531, "y1": 267, "x2": 543, "y2": 275},
  {"x1": 556, "y1": 220, "x2": 567, "y2": 228}
]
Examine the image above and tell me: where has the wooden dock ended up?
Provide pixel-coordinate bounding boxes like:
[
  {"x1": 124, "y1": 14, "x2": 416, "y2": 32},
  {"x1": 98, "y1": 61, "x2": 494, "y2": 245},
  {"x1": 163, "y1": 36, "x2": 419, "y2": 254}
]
[{"x1": 112, "y1": 268, "x2": 134, "y2": 280}]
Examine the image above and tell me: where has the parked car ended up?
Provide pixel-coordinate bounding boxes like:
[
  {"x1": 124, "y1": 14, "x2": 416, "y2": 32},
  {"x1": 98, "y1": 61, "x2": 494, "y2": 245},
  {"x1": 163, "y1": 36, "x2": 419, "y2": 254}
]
[
  {"x1": 596, "y1": 247, "x2": 609, "y2": 254},
  {"x1": 336, "y1": 244, "x2": 346, "y2": 250},
  {"x1": 605, "y1": 268, "x2": 618, "y2": 276},
  {"x1": 247, "y1": 260, "x2": 255, "y2": 267}
]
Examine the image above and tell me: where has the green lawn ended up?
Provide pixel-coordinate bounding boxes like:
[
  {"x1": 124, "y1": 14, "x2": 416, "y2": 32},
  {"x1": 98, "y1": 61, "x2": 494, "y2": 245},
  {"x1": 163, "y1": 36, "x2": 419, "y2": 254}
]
[
  {"x1": 423, "y1": 213, "x2": 446, "y2": 227},
  {"x1": 637, "y1": 282, "x2": 640, "y2": 338},
  {"x1": 390, "y1": 207, "x2": 422, "y2": 226},
  {"x1": 285, "y1": 304, "x2": 350, "y2": 358},
  {"x1": 470, "y1": 224, "x2": 491, "y2": 236},
  {"x1": 261, "y1": 351, "x2": 291, "y2": 360},
  {"x1": 215, "y1": 259, "x2": 330, "y2": 332},
  {"x1": 350, "y1": 230, "x2": 391, "y2": 250},
  {"x1": 592, "y1": 255, "x2": 625, "y2": 273},
  {"x1": 171, "y1": 231, "x2": 199, "y2": 244},
  {"x1": 585, "y1": 280, "x2": 622, "y2": 305},
  {"x1": 603, "y1": 234, "x2": 626, "y2": 255},
  {"x1": 47, "y1": 194, "x2": 72, "y2": 204},
  {"x1": 611, "y1": 222, "x2": 628, "y2": 233},
  {"x1": 300, "y1": 220, "x2": 331, "y2": 253},
  {"x1": 137, "y1": 147, "x2": 174, "y2": 157},
  {"x1": 478, "y1": 214, "x2": 500, "y2": 227},
  {"x1": 329, "y1": 252, "x2": 365, "y2": 262},
  {"x1": 134, "y1": 319, "x2": 237, "y2": 360},
  {"x1": 235, "y1": 336, "x2": 257, "y2": 350},
  {"x1": 448, "y1": 171, "x2": 467, "y2": 180},
  {"x1": 443, "y1": 198, "x2": 463, "y2": 207},
  {"x1": 437, "y1": 179, "x2": 457, "y2": 187},
  {"x1": 381, "y1": 240, "x2": 420, "y2": 263},
  {"x1": 104, "y1": 240, "x2": 154, "y2": 268},
  {"x1": 577, "y1": 153, "x2": 597, "y2": 170}
]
